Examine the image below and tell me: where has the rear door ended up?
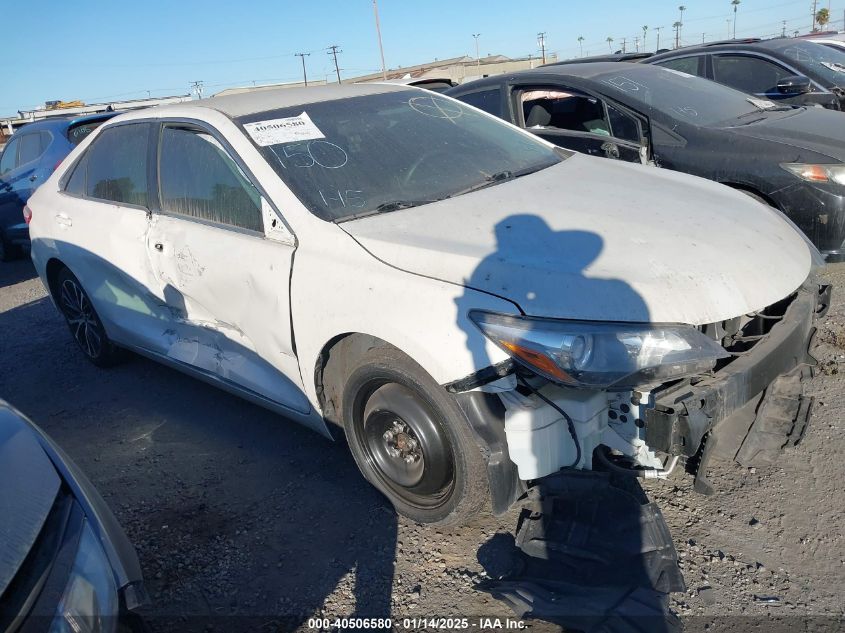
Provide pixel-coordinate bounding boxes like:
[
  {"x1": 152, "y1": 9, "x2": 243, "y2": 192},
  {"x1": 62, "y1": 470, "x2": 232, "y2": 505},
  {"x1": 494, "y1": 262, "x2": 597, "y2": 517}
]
[
  {"x1": 145, "y1": 120, "x2": 312, "y2": 418},
  {"x1": 0, "y1": 131, "x2": 50, "y2": 237},
  {"x1": 53, "y1": 121, "x2": 162, "y2": 348},
  {"x1": 511, "y1": 83, "x2": 649, "y2": 163}
]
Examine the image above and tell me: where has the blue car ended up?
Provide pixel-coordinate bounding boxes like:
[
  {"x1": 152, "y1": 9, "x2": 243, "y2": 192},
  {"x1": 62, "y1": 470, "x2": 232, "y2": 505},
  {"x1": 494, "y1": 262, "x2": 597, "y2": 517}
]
[{"x1": 0, "y1": 113, "x2": 116, "y2": 261}]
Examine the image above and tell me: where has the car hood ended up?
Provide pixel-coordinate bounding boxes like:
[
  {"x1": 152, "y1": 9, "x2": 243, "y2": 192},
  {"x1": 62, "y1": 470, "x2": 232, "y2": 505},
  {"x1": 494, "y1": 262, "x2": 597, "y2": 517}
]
[
  {"x1": 0, "y1": 405, "x2": 61, "y2": 598},
  {"x1": 726, "y1": 107, "x2": 845, "y2": 161},
  {"x1": 341, "y1": 155, "x2": 813, "y2": 325}
]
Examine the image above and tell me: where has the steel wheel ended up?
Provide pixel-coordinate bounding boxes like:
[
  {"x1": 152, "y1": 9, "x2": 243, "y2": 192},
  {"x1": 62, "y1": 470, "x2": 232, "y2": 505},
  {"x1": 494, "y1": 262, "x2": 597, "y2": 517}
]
[{"x1": 357, "y1": 382, "x2": 455, "y2": 510}]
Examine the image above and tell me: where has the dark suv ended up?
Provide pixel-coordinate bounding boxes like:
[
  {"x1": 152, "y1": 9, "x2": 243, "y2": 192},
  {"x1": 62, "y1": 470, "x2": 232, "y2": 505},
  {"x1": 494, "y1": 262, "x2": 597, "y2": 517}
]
[
  {"x1": 646, "y1": 38, "x2": 845, "y2": 110},
  {"x1": 0, "y1": 113, "x2": 116, "y2": 261}
]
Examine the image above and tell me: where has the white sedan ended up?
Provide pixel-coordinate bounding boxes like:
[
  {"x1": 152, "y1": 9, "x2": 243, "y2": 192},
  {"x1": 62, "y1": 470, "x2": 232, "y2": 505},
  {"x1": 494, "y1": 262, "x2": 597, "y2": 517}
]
[{"x1": 27, "y1": 83, "x2": 827, "y2": 524}]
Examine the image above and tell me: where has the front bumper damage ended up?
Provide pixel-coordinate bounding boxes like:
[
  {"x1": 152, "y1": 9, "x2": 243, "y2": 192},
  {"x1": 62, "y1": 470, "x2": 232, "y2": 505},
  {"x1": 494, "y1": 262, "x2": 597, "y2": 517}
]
[
  {"x1": 645, "y1": 278, "x2": 830, "y2": 494},
  {"x1": 461, "y1": 277, "x2": 830, "y2": 627}
]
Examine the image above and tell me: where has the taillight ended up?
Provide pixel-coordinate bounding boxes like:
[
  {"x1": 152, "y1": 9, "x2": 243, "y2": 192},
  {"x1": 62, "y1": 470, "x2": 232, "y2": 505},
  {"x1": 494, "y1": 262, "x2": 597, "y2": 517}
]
[{"x1": 23, "y1": 205, "x2": 32, "y2": 224}]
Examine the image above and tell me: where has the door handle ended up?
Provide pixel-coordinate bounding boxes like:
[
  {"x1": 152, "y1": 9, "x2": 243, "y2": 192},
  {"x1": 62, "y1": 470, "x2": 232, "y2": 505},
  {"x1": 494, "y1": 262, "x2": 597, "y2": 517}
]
[{"x1": 154, "y1": 242, "x2": 164, "y2": 252}]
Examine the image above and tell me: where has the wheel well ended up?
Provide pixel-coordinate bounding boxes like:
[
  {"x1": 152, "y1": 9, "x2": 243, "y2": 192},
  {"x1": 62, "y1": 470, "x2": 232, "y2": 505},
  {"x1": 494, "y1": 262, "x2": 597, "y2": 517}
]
[
  {"x1": 722, "y1": 183, "x2": 780, "y2": 210},
  {"x1": 314, "y1": 333, "x2": 391, "y2": 434},
  {"x1": 45, "y1": 258, "x2": 66, "y2": 303}
]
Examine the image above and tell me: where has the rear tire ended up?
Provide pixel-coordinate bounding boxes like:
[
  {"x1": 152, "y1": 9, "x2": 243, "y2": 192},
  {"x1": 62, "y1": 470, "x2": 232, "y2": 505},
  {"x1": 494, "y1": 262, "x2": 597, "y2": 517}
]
[
  {"x1": 55, "y1": 267, "x2": 122, "y2": 367},
  {"x1": 340, "y1": 345, "x2": 488, "y2": 525}
]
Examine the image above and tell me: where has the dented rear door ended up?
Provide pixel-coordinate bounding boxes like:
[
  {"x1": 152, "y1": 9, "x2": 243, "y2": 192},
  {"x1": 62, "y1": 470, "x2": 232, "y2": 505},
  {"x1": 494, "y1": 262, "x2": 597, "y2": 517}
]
[{"x1": 145, "y1": 122, "x2": 312, "y2": 417}]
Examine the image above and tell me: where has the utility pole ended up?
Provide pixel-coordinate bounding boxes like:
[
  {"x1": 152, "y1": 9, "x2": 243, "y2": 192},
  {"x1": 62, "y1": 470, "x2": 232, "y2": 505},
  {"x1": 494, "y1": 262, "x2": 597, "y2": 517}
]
[
  {"x1": 811, "y1": 0, "x2": 818, "y2": 31},
  {"x1": 190, "y1": 80, "x2": 203, "y2": 99},
  {"x1": 372, "y1": 0, "x2": 387, "y2": 79},
  {"x1": 702, "y1": 32, "x2": 706, "y2": 43},
  {"x1": 327, "y1": 45, "x2": 342, "y2": 83},
  {"x1": 634, "y1": 36, "x2": 640, "y2": 52},
  {"x1": 732, "y1": 0, "x2": 741, "y2": 38},
  {"x1": 673, "y1": 21, "x2": 681, "y2": 48},
  {"x1": 621, "y1": 37, "x2": 627, "y2": 53},
  {"x1": 782, "y1": 20, "x2": 787, "y2": 37},
  {"x1": 655, "y1": 26, "x2": 662, "y2": 51},
  {"x1": 473, "y1": 33, "x2": 481, "y2": 67},
  {"x1": 537, "y1": 32, "x2": 547, "y2": 64},
  {"x1": 295, "y1": 52, "x2": 310, "y2": 86}
]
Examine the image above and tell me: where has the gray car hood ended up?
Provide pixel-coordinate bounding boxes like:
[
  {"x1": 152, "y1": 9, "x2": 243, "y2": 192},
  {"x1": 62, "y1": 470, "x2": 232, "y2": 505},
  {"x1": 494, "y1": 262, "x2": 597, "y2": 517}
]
[
  {"x1": 342, "y1": 155, "x2": 812, "y2": 325},
  {"x1": 727, "y1": 107, "x2": 845, "y2": 161},
  {"x1": 0, "y1": 406, "x2": 60, "y2": 598}
]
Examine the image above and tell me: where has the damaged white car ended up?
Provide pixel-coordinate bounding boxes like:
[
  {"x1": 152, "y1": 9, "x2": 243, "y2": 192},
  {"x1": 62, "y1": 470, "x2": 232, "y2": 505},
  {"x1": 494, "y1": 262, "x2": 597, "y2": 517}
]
[{"x1": 27, "y1": 84, "x2": 831, "y2": 525}]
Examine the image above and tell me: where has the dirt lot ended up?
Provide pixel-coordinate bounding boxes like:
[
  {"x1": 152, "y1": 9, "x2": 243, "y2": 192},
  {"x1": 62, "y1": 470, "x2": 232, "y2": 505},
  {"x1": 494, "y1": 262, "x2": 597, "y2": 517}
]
[{"x1": 1, "y1": 259, "x2": 844, "y2": 632}]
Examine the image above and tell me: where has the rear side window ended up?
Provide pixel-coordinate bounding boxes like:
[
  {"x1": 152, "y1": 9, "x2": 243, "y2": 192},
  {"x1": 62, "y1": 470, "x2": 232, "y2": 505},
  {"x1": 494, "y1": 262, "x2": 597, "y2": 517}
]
[
  {"x1": 67, "y1": 119, "x2": 110, "y2": 146},
  {"x1": 457, "y1": 88, "x2": 504, "y2": 118},
  {"x1": 0, "y1": 137, "x2": 19, "y2": 175},
  {"x1": 17, "y1": 132, "x2": 47, "y2": 166},
  {"x1": 158, "y1": 125, "x2": 262, "y2": 232},
  {"x1": 655, "y1": 56, "x2": 705, "y2": 76},
  {"x1": 78, "y1": 123, "x2": 150, "y2": 206}
]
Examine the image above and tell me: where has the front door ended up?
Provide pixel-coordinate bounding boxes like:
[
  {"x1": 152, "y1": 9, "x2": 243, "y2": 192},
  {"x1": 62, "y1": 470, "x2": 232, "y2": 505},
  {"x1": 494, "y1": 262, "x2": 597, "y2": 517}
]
[
  {"x1": 145, "y1": 122, "x2": 311, "y2": 418},
  {"x1": 514, "y1": 85, "x2": 648, "y2": 163}
]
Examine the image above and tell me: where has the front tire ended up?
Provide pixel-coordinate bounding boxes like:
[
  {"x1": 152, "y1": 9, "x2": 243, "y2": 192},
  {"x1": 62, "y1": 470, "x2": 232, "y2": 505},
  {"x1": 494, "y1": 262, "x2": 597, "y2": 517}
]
[
  {"x1": 341, "y1": 345, "x2": 488, "y2": 525},
  {"x1": 56, "y1": 267, "x2": 122, "y2": 367}
]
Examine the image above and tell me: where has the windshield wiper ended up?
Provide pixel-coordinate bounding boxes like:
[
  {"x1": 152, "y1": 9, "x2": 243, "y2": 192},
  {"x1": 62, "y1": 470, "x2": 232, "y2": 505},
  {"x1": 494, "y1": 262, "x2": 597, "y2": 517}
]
[
  {"x1": 335, "y1": 199, "x2": 439, "y2": 223},
  {"x1": 445, "y1": 166, "x2": 548, "y2": 199}
]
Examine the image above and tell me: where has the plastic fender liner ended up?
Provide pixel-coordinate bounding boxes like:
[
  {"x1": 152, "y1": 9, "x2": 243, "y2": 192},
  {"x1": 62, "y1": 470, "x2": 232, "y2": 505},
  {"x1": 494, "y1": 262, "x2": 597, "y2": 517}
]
[
  {"x1": 476, "y1": 470, "x2": 685, "y2": 630},
  {"x1": 453, "y1": 390, "x2": 525, "y2": 515}
]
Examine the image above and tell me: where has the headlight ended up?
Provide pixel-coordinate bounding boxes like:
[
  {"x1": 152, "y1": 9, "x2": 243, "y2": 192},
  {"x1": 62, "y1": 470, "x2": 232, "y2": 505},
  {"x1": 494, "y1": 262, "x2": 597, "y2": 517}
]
[
  {"x1": 49, "y1": 520, "x2": 118, "y2": 633},
  {"x1": 470, "y1": 311, "x2": 730, "y2": 389},
  {"x1": 781, "y1": 163, "x2": 845, "y2": 185}
]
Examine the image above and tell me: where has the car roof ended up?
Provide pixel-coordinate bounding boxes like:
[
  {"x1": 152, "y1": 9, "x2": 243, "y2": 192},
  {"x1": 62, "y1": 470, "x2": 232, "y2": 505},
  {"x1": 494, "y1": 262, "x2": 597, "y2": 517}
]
[
  {"x1": 451, "y1": 61, "x2": 651, "y2": 90},
  {"x1": 150, "y1": 83, "x2": 408, "y2": 119},
  {"x1": 647, "y1": 37, "x2": 811, "y2": 62},
  {"x1": 12, "y1": 111, "x2": 118, "y2": 134},
  {"x1": 544, "y1": 52, "x2": 654, "y2": 65}
]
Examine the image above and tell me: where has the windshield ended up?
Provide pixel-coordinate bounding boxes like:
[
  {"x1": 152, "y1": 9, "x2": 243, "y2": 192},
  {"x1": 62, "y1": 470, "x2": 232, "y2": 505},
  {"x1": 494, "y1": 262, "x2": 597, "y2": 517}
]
[
  {"x1": 773, "y1": 40, "x2": 845, "y2": 86},
  {"x1": 595, "y1": 65, "x2": 785, "y2": 126},
  {"x1": 237, "y1": 89, "x2": 563, "y2": 222}
]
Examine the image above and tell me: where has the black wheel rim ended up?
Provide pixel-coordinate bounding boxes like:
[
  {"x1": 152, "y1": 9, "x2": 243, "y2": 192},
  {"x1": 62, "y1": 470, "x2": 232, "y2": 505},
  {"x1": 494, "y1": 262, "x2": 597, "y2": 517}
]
[
  {"x1": 60, "y1": 278, "x2": 103, "y2": 359},
  {"x1": 357, "y1": 382, "x2": 455, "y2": 509}
]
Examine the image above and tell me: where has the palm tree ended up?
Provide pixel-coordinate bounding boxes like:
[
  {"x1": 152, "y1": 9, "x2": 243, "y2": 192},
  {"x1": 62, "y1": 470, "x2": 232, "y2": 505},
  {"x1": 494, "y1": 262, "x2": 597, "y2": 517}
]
[
  {"x1": 816, "y1": 7, "x2": 830, "y2": 30},
  {"x1": 731, "y1": 0, "x2": 741, "y2": 38},
  {"x1": 642, "y1": 25, "x2": 648, "y2": 51},
  {"x1": 678, "y1": 5, "x2": 686, "y2": 42},
  {"x1": 578, "y1": 35, "x2": 585, "y2": 57},
  {"x1": 606, "y1": 36, "x2": 614, "y2": 52}
]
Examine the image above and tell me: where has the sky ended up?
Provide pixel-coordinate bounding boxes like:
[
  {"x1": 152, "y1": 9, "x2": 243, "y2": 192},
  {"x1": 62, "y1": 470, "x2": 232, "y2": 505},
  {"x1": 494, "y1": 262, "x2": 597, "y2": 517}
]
[{"x1": 2, "y1": 0, "x2": 841, "y2": 114}]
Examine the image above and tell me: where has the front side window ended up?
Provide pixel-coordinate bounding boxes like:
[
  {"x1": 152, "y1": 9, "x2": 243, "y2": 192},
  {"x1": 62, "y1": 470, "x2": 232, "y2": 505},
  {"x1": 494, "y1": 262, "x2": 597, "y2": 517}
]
[
  {"x1": 457, "y1": 88, "x2": 504, "y2": 118},
  {"x1": 239, "y1": 90, "x2": 562, "y2": 222},
  {"x1": 521, "y1": 88, "x2": 611, "y2": 136},
  {"x1": 82, "y1": 123, "x2": 150, "y2": 206},
  {"x1": 158, "y1": 125, "x2": 262, "y2": 232},
  {"x1": 0, "y1": 137, "x2": 19, "y2": 175},
  {"x1": 712, "y1": 55, "x2": 793, "y2": 94}
]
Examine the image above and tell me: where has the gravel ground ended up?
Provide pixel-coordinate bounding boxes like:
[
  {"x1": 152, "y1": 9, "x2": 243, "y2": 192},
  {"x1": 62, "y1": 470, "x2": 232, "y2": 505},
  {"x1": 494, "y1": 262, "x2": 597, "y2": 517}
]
[{"x1": 1, "y1": 258, "x2": 844, "y2": 632}]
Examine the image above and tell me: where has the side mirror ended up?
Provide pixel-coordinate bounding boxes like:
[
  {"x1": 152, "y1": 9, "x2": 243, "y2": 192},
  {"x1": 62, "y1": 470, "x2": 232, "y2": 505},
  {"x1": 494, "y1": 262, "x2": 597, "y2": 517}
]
[{"x1": 776, "y1": 75, "x2": 811, "y2": 95}]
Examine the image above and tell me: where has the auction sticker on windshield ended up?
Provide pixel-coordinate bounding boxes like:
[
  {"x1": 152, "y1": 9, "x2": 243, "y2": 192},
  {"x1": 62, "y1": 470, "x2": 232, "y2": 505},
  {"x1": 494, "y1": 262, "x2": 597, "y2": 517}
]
[{"x1": 244, "y1": 112, "x2": 325, "y2": 146}]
